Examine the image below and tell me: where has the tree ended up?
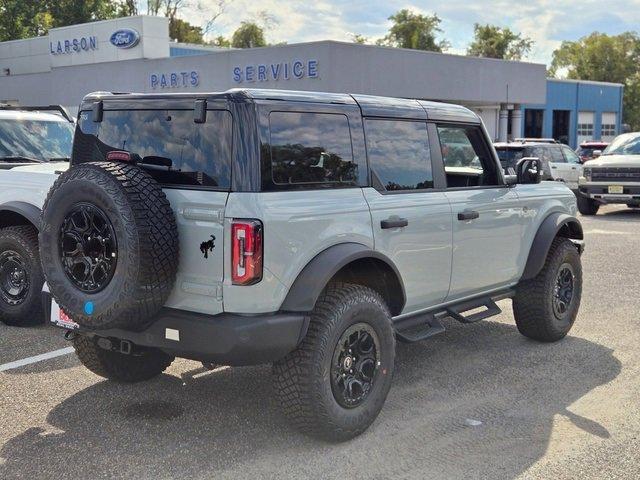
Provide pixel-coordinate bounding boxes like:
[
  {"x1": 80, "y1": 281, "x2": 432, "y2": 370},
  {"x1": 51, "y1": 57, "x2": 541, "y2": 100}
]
[
  {"x1": 550, "y1": 32, "x2": 640, "y2": 129},
  {"x1": 377, "y1": 9, "x2": 448, "y2": 52},
  {"x1": 467, "y1": 23, "x2": 533, "y2": 60},
  {"x1": 170, "y1": 17, "x2": 204, "y2": 43},
  {"x1": 0, "y1": 1, "x2": 52, "y2": 41},
  {"x1": 210, "y1": 35, "x2": 231, "y2": 48},
  {"x1": 48, "y1": 0, "x2": 119, "y2": 28},
  {"x1": 349, "y1": 33, "x2": 369, "y2": 44},
  {"x1": 231, "y1": 21, "x2": 266, "y2": 48}
]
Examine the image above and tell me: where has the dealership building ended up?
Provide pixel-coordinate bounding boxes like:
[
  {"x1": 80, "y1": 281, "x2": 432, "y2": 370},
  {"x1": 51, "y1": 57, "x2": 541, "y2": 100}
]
[{"x1": 0, "y1": 15, "x2": 624, "y2": 147}]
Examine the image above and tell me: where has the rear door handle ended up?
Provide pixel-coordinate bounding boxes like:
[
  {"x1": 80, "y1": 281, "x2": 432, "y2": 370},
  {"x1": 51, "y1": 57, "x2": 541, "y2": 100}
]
[
  {"x1": 458, "y1": 210, "x2": 479, "y2": 221},
  {"x1": 381, "y1": 217, "x2": 408, "y2": 229}
]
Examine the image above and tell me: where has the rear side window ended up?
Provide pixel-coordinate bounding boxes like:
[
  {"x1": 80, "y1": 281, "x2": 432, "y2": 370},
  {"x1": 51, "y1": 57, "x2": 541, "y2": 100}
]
[
  {"x1": 266, "y1": 111, "x2": 357, "y2": 189},
  {"x1": 364, "y1": 119, "x2": 433, "y2": 191},
  {"x1": 74, "y1": 109, "x2": 232, "y2": 189}
]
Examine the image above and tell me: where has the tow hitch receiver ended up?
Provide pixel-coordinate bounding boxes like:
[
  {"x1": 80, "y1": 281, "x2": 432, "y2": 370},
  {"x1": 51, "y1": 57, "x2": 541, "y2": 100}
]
[{"x1": 96, "y1": 337, "x2": 133, "y2": 355}]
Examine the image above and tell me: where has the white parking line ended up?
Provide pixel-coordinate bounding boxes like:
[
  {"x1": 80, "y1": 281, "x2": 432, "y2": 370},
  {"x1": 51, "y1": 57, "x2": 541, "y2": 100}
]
[{"x1": 0, "y1": 347, "x2": 74, "y2": 372}]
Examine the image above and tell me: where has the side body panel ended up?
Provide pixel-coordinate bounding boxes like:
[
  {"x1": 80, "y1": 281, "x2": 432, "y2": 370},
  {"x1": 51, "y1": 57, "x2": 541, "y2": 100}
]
[
  {"x1": 223, "y1": 190, "x2": 374, "y2": 314},
  {"x1": 445, "y1": 187, "x2": 523, "y2": 299},
  {"x1": 363, "y1": 187, "x2": 452, "y2": 313}
]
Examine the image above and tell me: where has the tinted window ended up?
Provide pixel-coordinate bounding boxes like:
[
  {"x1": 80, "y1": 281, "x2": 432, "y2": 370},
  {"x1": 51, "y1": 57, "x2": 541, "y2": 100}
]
[
  {"x1": 267, "y1": 111, "x2": 356, "y2": 187},
  {"x1": 0, "y1": 118, "x2": 73, "y2": 161},
  {"x1": 438, "y1": 125, "x2": 499, "y2": 188},
  {"x1": 365, "y1": 119, "x2": 432, "y2": 191},
  {"x1": 74, "y1": 109, "x2": 232, "y2": 188}
]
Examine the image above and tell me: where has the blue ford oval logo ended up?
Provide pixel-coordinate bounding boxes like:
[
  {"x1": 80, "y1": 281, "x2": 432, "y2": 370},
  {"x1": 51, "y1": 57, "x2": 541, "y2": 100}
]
[{"x1": 110, "y1": 29, "x2": 140, "y2": 49}]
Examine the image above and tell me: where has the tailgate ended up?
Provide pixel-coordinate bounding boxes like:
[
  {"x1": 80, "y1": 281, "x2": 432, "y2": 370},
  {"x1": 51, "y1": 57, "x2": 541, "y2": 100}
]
[{"x1": 163, "y1": 189, "x2": 228, "y2": 315}]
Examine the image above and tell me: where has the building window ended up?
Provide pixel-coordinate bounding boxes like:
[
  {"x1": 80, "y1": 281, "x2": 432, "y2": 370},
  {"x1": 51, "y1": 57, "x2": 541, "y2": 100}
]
[
  {"x1": 601, "y1": 123, "x2": 616, "y2": 137},
  {"x1": 601, "y1": 112, "x2": 617, "y2": 138},
  {"x1": 577, "y1": 122, "x2": 594, "y2": 136}
]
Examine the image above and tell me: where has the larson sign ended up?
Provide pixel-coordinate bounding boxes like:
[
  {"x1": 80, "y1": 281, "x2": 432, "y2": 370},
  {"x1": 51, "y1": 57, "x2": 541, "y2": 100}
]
[{"x1": 50, "y1": 36, "x2": 97, "y2": 55}]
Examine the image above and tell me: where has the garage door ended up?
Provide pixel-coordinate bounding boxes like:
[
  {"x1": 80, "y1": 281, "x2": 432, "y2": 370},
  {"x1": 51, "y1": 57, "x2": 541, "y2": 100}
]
[
  {"x1": 601, "y1": 112, "x2": 617, "y2": 142},
  {"x1": 577, "y1": 111, "x2": 594, "y2": 145}
]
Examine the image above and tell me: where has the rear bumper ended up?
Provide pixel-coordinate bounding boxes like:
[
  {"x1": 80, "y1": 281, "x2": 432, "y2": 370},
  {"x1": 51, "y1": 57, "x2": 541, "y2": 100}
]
[
  {"x1": 47, "y1": 296, "x2": 309, "y2": 366},
  {"x1": 579, "y1": 184, "x2": 640, "y2": 204}
]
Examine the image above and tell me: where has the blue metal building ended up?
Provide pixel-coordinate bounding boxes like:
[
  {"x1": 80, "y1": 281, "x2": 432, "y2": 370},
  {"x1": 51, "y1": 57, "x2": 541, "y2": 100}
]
[{"x1": 519, "y1": 79, "x2": 624, "y2": 148}]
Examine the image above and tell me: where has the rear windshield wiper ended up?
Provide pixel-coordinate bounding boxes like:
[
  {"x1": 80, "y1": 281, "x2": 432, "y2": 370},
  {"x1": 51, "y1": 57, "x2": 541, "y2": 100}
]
[
  {"x1": 0, "y1": 155, "x2": 41, "y2": 163},
  {"x1": 48, "y1": 157, "x2": 71, "y2": 162}
]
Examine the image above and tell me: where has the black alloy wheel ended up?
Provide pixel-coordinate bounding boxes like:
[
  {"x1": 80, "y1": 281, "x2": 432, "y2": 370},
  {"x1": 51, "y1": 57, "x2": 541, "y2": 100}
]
[
  {"x1": 0, "y1": 250, "x2": 30, "y2": 306},
  {"x1": 552, "y1": 263, "x2": 575, "y2": 319},
  {"x1": 60, "y1": 203, "x2": 117, "y2": 293},
  {"x1": 331, "y1": 322, "x2": 381, "y2": 408}
]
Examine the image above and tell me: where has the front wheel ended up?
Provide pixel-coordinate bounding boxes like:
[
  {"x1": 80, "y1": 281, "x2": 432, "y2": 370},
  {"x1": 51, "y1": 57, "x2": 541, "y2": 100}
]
[
  {"x1": 0, "y1": 226, "x2": 44, "y2": 326},
  {"x1": 273, "y1": 283, "x2": 395, "y2": 441},
  {"x1": 577, "y1": 194, "x2": 599, "y2": 215},
  {"x1": 513, "y1": 238, "x2": 582, "y2": 342}
]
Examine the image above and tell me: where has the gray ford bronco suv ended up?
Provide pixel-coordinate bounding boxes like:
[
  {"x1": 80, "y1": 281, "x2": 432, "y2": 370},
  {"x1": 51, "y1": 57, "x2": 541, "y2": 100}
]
[{"x1": 41, "y1": 89, "x2": 584, "y2": 441}]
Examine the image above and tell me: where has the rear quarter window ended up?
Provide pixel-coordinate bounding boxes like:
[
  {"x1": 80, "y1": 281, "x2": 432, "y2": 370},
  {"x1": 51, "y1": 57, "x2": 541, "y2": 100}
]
[
  {"x1": 73, "y1": 109, "x2": 232, "y2": 189},
  {"x1": 264, "y1": 111, "x2": 357, "y2": 190}
]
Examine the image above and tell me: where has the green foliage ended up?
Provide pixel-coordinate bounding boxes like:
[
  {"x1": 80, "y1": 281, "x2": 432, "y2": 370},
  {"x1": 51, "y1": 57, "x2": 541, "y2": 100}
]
[
  {"x1": 47, "y1": 0, "x2": 119, "y2": 28},
  {"x1": 231, "y1": 21, "x2": 266, "y2": 48},
  {"x1": 467, "y1": 23, "x2": 533, "y2": 60},
  {"x1": 210, "y1": 35, "x2": 231, "y2": 48},
  {"x1": 169, "y1": 17, "x2": 204, "y2": 44},
  {"x1": 350, "y1": 33, "x2": 369, "y2": 44},
  {"x1": 0, "y1": 1, "x2": 52, "y2": 41},
  {"x1": 550, "y1": 32, "x2": 640, "y2": 129},
  {"x1": 377, "y1": 9, "x2": 448, "y2": 52}
]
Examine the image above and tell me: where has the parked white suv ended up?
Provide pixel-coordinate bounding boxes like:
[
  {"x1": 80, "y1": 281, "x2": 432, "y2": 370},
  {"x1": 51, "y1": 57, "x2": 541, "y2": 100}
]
[
  {"x1": 2, "y1": 90, "x2": 584, "y2": 440},
  {"x1": 0, "y1": 105, "x2": 74, "y2": 325},
  {"x1": 494, "y1": 140, "x2": 583, "y2": 192}
]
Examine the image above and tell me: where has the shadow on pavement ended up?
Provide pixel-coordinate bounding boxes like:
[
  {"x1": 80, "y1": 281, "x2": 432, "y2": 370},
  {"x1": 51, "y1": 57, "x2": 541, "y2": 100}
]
[{"x1": 0, "y1": 320, "x2": 621, "y2": 479}]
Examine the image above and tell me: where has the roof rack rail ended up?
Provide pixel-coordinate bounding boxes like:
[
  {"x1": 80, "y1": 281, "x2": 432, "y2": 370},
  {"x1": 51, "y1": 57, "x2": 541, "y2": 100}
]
[{"x1": 0, "y1": 104, "x2": 74, "y2": 123}]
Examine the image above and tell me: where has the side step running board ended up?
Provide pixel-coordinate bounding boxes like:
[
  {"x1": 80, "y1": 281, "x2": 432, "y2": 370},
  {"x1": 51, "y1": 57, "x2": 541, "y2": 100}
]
[
  {"x1": 446, "y1": 298, "x2": 501, "y2": 324},
  {"x1": 395, "y1": 313, "x2": 446, "y2": 343}
]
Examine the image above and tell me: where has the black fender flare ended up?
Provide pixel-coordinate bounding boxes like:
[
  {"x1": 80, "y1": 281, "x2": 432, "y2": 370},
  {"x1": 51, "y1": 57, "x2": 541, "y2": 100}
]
[
  {"x1": 0, "y1": 201, "x2": 42, "y2": 230},
  {"x1": 521, "y1": 212, "x2": 583, "y2": 281},
  {"x1": 280, "y1": 242, "x2": 406, "y2": 313}
]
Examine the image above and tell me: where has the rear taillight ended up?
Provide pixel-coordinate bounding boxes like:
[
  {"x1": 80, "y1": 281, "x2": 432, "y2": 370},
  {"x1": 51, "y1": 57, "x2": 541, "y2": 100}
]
[{"x1": 231, "y1": 219, "x2": 263, "y2": 285}]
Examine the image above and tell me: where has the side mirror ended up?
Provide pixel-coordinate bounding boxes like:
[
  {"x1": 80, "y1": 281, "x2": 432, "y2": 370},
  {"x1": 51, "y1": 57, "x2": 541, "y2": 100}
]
[
  {"x1": 592, "y1": 149, "x2": 602, "y2": 158},
  {"x1": 516, "y1": 157, "x2": 543, "y2": 184}
]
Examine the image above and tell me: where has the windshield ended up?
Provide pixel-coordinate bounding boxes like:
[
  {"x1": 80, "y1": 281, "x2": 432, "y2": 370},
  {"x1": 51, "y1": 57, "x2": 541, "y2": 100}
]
[
  {"x1": 0, "y1": 118, "x2": 74, "y2": 161},
  {"x1": 495, "y1": 148, "x2": 525, "y2": 163},
  {"x1": 602, "y1": 134, "x2": 640, "y2": 155}
]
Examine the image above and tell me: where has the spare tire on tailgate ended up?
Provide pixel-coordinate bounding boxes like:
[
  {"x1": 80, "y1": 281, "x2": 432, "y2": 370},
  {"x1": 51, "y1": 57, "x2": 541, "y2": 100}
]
[{"x1": 39, "y1": 162, "x2": 179, "y2": 330}]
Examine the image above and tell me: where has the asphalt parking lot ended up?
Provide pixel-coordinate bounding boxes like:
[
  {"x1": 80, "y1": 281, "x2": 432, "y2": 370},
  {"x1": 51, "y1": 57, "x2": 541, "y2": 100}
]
[{"x1": 1, "y1": 204, "x2": 639, "y2": 480}]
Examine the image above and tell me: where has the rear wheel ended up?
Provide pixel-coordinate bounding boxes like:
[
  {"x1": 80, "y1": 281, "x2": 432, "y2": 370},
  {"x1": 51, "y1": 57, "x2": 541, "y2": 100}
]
[
  {"x1": 73, "y1": 335, "x2": 173, "y2": 383},
  {"x1": 577, "y1": 194, "x2": 599, "y2": 215},
  {"x1": 513, "y1": 238, "x2": 582, "y2": 342},
  {"x1": 0, "y1": 226, "x2": 44, "y2": 326},
  {"x1": 273, "y1": 283, "x2": 395, "y2": 441}
]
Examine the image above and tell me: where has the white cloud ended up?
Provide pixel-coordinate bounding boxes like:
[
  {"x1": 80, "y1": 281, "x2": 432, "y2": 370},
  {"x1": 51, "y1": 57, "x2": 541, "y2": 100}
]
[{"x1": 174, "y1": 0, "x2": 640, "y2": 65}]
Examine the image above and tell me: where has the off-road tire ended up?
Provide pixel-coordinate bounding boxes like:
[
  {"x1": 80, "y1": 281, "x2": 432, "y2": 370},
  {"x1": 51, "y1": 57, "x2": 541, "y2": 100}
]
[
  {"x1": 513, "y1": 237, "x2": 582, "y2": 342},
  {"x1": 39, "y1": 162, "x2": 179, "y2": 330},
  {"x1": 577, "y1": 194, "x2": 599, "y2": 215},
  {"x1": 0, "y1": 225, "x2": 44, "y2": 326},
  {"x1": 73, "y1": 335, "x2": 173, "y2": 382},
  {"x1": 273, "y1": 282, "x2": 395, "y2": 442}
]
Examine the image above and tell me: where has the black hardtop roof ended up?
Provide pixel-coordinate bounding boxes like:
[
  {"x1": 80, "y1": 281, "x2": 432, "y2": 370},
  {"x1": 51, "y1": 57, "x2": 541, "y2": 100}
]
[{"x1": 82, "y1": 88, "x2": 479, "y2": 123}]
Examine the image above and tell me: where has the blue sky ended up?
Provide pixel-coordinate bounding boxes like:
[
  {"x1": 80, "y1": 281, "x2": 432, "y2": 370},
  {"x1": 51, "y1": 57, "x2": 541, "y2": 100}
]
[{"x1": 185, "y1": 0, "x2": 640, "y2": 65}]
